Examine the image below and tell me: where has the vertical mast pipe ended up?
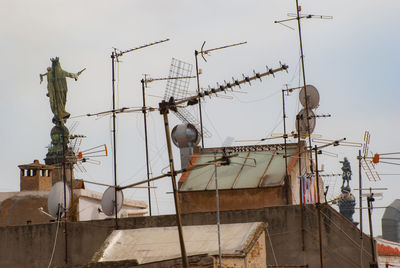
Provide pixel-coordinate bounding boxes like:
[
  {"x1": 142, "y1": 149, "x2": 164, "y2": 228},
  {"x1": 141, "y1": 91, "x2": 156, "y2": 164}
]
[
  {"x1": 162, "y1": 112, "x2": 189, "y2": 268},
  {"x1": 295, "y1": 0, "x2": 313, "y2": 172},
  {"x1": 314, "y1": 146, "x2": 323, "y2": 268},
  {"x1": 141, "y1": 79, "x2": 152, "y2": 216},
  {"x1": 111, "y1": 52, "x2": 119, "y2": 229},
  {"x1": 282, "y1": 90, "x2": 289, "y2": 204},
  {"x1": 194, "y1": 51, "x2": 205, "y2": 148}
]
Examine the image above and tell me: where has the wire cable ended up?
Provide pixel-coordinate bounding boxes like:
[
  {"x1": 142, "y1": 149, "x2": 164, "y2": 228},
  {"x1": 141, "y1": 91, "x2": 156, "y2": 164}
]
[
  {"x1": 266, "y1": 225, "x2": 279, "y2": 266},
  {"x1": 47, "y1": 219, "x2": 61, "y2": 268}
]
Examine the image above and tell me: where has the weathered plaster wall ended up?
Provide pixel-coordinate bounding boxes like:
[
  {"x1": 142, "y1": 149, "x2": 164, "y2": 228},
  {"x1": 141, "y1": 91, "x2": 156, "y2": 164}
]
[
  {"x1": 0, "y1": 205, "x2": 374, "y2": 268},
  {"x1": 179, "y1": 187, "x2": 286, "y2": 214}
]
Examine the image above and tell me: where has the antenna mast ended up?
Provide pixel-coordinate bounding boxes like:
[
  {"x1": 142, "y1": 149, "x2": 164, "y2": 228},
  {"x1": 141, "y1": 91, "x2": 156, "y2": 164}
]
[
  {"x1": 194, "y1": 41, "x2": 247, "y2": 148},
  {"x1": 110, "y1": 39, "x2": 169, "y2": 228}
]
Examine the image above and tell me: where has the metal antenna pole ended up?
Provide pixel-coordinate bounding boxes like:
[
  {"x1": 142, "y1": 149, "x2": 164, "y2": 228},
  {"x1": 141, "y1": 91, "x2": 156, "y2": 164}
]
[
  {"x1": 358, "y1": 150, "x2": 364, "y2": 267},
  {"x1": 62, "y1": 133, "x2": 68, "y2": 264},
  {"x1": 282, "y1": 88, "x2": 289, "y2": 204},
  {"x1": 295, "y1": 0, "x2": 313, "y2": 173},
  {"x1": 214, "y1": 152, "x2": 222, "y2": 268},
  {"x1": 141, "y1": 79, "x2": 152, "y2": 216},
  {"x1": 314, "y1": 145, "x2": 323, "y2": 268},
  {"x1": 194, "y1": 41, "x2": 247, "y2": 148},
  {"x1": 109, "y1": 39, "x2": 169, "y2": 227},
  {"x1": 367, "y1": 192, "x2": 377, "y2": 267},
  {"x1": 161, "y1": 110, "x2": 189, "y2": 268},
  {"x1": 111, "y1": 51, "x2": 119, "y2": 229},
  {"x1": 194, "y1": 51, "x2": 205, "y2": 148},
  {"x1": 297, "y1": 115, "x2": 305, "y2": 251}
]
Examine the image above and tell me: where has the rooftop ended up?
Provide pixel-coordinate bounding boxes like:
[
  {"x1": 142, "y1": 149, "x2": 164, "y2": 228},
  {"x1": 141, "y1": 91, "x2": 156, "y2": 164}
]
[{"x1": 179, "y1": 143, "x2": 298, "y2": 191}]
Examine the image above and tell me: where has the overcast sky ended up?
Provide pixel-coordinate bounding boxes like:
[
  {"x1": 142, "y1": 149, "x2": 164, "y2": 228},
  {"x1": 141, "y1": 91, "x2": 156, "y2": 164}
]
[{"x1": 1, "y1": 0, "x2": 399, "y2": 236}]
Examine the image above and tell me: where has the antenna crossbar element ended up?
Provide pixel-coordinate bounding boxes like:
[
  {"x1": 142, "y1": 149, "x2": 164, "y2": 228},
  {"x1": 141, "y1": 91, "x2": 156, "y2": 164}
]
[
  {"x1": 178, "y1": 64, "x2": 288, "y2": 108},
  {"x1": 287, "y1": 13, "x2": 333, "y2": 20},
  {"x1": 162, "y1": 58, "x2": 213, "y2": 138},
  {"x1": 164, "y1": 58, "x2": 193, "y2": 101},
  {"x1": 199, "y1": 41, "x2": 247, "y2": 62},
  {"x1": 115, "y1": 38, "x2": 170, "y2": 57},
  {"x1": 361, "y1": 158, "x2": 381, "y2": 181}
]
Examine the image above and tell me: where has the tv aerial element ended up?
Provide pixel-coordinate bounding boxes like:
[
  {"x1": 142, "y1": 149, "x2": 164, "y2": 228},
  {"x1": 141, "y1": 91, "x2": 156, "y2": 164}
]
[
  {"x1": 171, "y1": 63, "x2": 289, "y2": 109},
  {"x1": 163, "y1": 58, "x2": 212, "y2": 138},
  {"x1": 110, "y1": 38, "x2": 169, "y2": 230},
  {"x1": 157, "y1": 62, "x2": 288, "y2": 268},
  {"x1": 299, "y1": 85, "x2": 320, "y2": 109},
  {"x1": 69, "y1": 134, "x2": 108, "y2": 172},
  {"x1": 48, "y1": 181, "x2": 71, "y2": 220},
  {"x1": 312, "y1": 138, "x2": 361, "y2": 148},
  {"x1": 101, "y1": 186, "x2": 124, "y2": 217},
  {"x1": 197, "y1": 41, "x2": 247, "y2": 62},
  {"x1": 194, "y1": 41, "x2": 247, "y2": 148},
  {"x1": 360, "y1": 131, "x2": 381, "y2": 181},
  {"x1": 113, "y1": 39, "x2": 170, "y2": 58}
]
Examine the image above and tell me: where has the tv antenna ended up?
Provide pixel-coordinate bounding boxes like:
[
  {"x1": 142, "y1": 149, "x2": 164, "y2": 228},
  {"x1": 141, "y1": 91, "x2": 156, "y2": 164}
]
[
  {"x1": 89, "y1": 62, "x2": 288, "y2": 268},
  {"x1": 69, "y1": 135, "x2": 108, "y2": 172},
  {"x1": 275, "y1": 4, "x2": 333, "y2": 194},
  {"x1": 157, "y1": 62, "x2": 288, "y2": 268},
  {"x1": 110, "y1": 38, "x2": 169, "y2": 229},
  {"x1": 194, "y1": 41, "x2": 247, "y2": 147},
  {"x1": 360, "y1": 131, "x2": 381, "y2": 181},
  {"x1": 162, "y1": 58, "x2": 212, "y2": 139}
]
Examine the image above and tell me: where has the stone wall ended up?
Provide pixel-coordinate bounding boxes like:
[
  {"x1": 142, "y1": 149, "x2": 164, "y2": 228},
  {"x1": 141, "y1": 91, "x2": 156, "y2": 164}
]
[{"x1": 0, "y1": 205, "x2": 375, "y2": 268}]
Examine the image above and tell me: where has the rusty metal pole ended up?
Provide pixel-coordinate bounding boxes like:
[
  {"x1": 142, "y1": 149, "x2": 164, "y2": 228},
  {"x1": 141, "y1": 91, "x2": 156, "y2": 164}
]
[
  {"x1": 162, "y1": 111, "x2": 189, "y2": 268},
  {"x1": 358, "y1": 150, "x2": 364, "y2": 266},
  {"x1": 141, "y1": 79, "x2": 152, "y2": 216},
  {"x1": 194, "y1": 50, "x2": 205, "y2": 148},
  {"x1": 62, "y1": 133, "x2": 68, "y2": 264},
  {"x1": 111, "y1": 51, "x2": 119, "y2": 229},
  {"x1": 367, "y1": 194, "x2": 377, "y2": 267},
  {"x1": 297, "y1": 115, "x2": 305, "y2": 251},
  {"x1": 314, "y1": 146, "x2": 323, "y2": 268},
  {"x1": 282, "y1": 89, "x2": 289, "y2": 204}
]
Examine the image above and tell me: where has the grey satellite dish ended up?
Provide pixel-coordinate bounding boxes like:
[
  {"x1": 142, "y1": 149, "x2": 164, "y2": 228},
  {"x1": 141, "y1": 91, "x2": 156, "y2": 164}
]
[
  {"x1": 101, "y1": 186, "x2": 124, "y2": 216},
  {"x1": 48, "y1": 181, "x2": 71, "y2": 219},
  {"x1": 295, "y1": 109, "x2": 316, "y2": 137},
  {"x1": 171, "y1": 123, "x2": 200, "y2": 148},
  {"x1": 299, "y1": 85, "x2": 320, "y2": 109}
]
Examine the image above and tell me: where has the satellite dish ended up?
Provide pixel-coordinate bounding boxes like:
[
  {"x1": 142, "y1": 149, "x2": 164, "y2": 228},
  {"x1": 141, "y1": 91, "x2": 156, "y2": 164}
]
[
  {"x1": 48, "y1": 181, "x2": 71, "y2": 219},
  {"x1": 101, "y1": 186, "x2": 124, "y2": 216},
  {"x1": 295, "y1": 109, "x2": 316, "y2": 137},
  {"x1": 171, "y1": 123, "x2": 200, "y2": 148},
  {"x1": 299, "y1": 85, "x2": 320, "y2": 109}
]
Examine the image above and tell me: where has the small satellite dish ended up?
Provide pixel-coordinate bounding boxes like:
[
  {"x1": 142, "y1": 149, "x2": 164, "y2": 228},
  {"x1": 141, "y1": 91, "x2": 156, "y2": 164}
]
[
  {"x1": 299, "y1": 85, "x2": 320, "y2": 109},
  {"x1": 295, "y1": 109, "x2": 316, "y2": 137},
  {"x1": 101, "y1": 186, "x2": 124, "y2": 216},
  {"x1": 48, "y1": 181, "x2": 71, "y2": 219}
]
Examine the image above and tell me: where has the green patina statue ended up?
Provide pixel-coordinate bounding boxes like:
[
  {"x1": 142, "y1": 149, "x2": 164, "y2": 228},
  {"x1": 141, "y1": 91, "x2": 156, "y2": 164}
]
[
  {"x1": 40, "y1": 57, "x2": 85, "y2": 164},
  {"x1": 40, "y1": 57, "x2": 85, "y2": 125}
]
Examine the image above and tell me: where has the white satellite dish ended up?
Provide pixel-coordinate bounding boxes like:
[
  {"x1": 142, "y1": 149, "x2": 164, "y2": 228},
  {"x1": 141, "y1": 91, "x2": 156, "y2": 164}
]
[
  {"x1": 295, "y1": 109, "x2": 316, "y2": 137},
  {"x1": 48, "y1": 181, "x2": 71, "y2": 219},
  {"x1": 101, "y1": 186, "x2": 124, "y2": 216},
  {"x1": 299, "y1": 85, "x2": 320, "y2": 109}
]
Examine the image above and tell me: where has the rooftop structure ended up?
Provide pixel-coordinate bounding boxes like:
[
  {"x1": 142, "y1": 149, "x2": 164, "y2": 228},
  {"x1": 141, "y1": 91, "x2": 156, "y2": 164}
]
[{"x1": 94, "y1": 222, "x2": 266, "y2": 266}]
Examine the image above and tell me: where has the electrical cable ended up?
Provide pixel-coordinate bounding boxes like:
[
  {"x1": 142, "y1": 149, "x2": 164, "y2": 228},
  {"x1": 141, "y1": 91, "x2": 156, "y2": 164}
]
[
  {"x1": 47, "y1": 219, "x2": 61, "y2": 268},
  {"x1": 266, "y1": 225, "x2": 279, "y2": 266}
]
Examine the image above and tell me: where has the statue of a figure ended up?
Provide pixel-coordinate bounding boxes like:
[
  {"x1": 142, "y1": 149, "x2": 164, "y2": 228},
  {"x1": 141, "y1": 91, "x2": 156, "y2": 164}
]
[
  {"x1": 340, "y1": 157, "x2": 352, "y2": 188},
  {"x1": 40, "y1": 57, "x2": 85, "y2": 165},
  {"x1": 40, "y1": 57, "x2": 85, "y2": 125}
]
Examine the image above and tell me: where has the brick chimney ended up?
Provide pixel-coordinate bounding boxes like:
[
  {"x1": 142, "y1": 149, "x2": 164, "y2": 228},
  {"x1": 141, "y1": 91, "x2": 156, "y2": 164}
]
[{"x1": 18, "y1": 160, "x2": 54, "y2": 191}]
